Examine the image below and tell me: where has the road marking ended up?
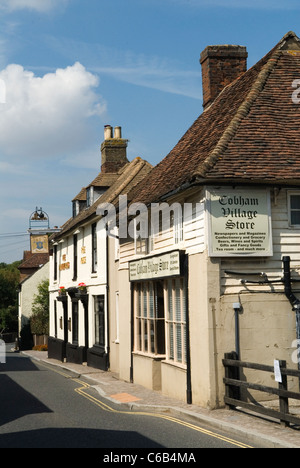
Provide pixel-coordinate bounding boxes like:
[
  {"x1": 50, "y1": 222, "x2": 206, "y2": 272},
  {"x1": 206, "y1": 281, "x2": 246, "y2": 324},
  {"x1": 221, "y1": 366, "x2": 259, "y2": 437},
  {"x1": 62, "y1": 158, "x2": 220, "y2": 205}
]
[
  {"x1": 37, "y1": 361, "x2": 253, "y2": 448},
  {"x1": 75, "y1": 382, "x2": 253, "y2": 448}
]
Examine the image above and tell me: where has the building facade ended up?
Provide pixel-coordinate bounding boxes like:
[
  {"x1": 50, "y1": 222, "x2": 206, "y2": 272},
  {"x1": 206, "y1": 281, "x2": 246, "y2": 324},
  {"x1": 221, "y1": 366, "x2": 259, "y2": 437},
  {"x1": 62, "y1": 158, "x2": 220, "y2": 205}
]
[
  {"x1": 48, "y1": 126, "x2": 152, "y2": 371},
  {"x1": 115, "y1": 32, "x2": 300, "y2": 409},
  {"x1": 48, "y1": 32, "x2": 300, "y2": 411}
]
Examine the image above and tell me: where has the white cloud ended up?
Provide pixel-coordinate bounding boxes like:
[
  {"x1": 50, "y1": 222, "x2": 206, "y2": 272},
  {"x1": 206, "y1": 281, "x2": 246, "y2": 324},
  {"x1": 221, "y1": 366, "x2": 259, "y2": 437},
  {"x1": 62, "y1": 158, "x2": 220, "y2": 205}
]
[
  {"x1": 0, "y1": 62, "x2": 106, "y2": 159},
  {"x1": 0, "y1": 0, "x2": 69, "y2": 13}
]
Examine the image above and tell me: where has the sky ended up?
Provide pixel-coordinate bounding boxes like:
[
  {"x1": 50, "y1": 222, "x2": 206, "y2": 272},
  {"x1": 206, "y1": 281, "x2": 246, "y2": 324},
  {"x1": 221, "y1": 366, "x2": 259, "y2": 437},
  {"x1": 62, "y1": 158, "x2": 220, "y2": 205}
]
[{"x1": 0, "y1": 0, "x2": 300, "y2": 263}]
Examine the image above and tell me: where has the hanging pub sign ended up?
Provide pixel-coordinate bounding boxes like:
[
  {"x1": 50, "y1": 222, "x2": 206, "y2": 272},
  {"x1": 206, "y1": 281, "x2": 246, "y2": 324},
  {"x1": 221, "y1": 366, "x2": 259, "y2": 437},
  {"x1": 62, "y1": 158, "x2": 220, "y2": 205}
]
[
  {"x1": 30, "y1": 234, "x2": 49, "y2": 254},
  {"x1": 207, "y1": 188, "x2": 273, "y2": 257},
  {"x1": 129, "y1": 250, "x2": 182, "y2": 281}
]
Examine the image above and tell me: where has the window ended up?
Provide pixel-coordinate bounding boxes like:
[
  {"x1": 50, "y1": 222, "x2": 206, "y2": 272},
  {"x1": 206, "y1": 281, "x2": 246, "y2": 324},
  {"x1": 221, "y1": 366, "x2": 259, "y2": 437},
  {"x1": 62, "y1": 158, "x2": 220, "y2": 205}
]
[
  {"x1": 86, "y1": 187, "x2": 91, "y2": 207},
  {"x1": 92, "y1": 223, "x2": 97, "y2": 273},
  {"x1": 72, "y1": 201, "x2": 78, "y2": 218},
  {"x1": 134, "y1": 281, "x2": 165, "y2": 355},
  {"x1": 173, "y1": 209, "x2": 183, "y2": 244},
  {"x1": 72, "y1": 301, "x2": 79, "y2": 345},
  {"x1": 165, "y1": 278, "x2": 186, "y2": 365},
  {"x1": 53, "y1": 244, "x2": 57, "y2": 281},
  {"x1": 134, "y1": 218, "x2": 148, "y2": 255},
  {"x1": 73, "y1": 234, "x2": 78, "y2": 280},
  {"x1": 289, "y1": 193, "x2": 300, "y2": 226},
  {"x1": 94, "y1": 295, "x2": 105, "y2": 348}
]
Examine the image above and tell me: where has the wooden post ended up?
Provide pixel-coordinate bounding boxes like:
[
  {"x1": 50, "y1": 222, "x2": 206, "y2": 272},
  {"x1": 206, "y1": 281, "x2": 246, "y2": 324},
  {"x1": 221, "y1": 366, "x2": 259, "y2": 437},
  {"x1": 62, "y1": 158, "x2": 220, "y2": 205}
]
[
  {"x1": 224, "y1": 351, "x2": 240, "y2": 408},
  {"x1": 278, "y1": 360, "x2": 289, "y2": 427}
]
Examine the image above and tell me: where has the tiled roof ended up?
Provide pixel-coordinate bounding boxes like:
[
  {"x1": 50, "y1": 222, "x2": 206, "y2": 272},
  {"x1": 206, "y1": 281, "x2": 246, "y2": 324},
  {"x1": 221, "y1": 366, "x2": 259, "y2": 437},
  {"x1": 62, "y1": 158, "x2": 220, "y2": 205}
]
[
  {"x1": 128, "y1": 32, "x2": 300, "y2": 206},
  {"x1": 18, "y1": 253, "x2": 49, "y2": 269},
  {"x1": 72, "y1": 187, "x2": 86, "y2": 202},
  {"x1": 54, "y1": 157, "x2": 152, "y2": 240},
  {"x1": 87, "y1": 172, "x2": 120, "y2": 188}
]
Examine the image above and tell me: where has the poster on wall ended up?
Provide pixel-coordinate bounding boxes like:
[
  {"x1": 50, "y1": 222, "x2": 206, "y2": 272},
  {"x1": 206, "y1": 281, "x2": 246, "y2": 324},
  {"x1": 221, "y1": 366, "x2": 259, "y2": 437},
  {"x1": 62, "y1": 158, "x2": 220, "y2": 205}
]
[{"x1": 207, "y1": 188, "x2": 273, "y2": 257}]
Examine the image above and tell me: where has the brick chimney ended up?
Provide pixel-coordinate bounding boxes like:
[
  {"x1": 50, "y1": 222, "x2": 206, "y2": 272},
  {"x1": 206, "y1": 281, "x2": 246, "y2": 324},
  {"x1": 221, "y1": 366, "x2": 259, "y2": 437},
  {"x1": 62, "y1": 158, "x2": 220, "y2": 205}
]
[
  {"x1": 101, "y1": 125, "x2": 129, "y2": 173},
  {"x1": 200, "y1": 45, "x2": 248, "y2": 110}
]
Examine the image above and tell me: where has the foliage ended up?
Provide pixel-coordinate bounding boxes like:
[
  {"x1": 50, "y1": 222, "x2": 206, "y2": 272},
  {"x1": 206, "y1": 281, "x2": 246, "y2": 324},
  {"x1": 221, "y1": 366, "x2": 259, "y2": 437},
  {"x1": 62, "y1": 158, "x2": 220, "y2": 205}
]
[
  {"x1": 0, "y1": 261, "x2": 21, "y2": 332},
  {"x1": 30, "y1": 279, "x2": 49, "y2": 336},
  {"x1": 0, "y1": 306, "x2": 18, "y2": 332},
  {"x1": 32, "y1": 344, "x2": 48, "y2": 351}
]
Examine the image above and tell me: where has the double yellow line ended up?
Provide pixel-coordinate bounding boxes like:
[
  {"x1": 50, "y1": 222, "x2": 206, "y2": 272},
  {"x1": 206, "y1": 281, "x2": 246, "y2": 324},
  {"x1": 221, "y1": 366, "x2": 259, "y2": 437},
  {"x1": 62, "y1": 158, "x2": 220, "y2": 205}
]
[
  {"x1": 73, "y1": 378, "x2": 252, "y2": 449},
  {"x1": 39, "y1": 362, "x2": 253, "y2": 449}
]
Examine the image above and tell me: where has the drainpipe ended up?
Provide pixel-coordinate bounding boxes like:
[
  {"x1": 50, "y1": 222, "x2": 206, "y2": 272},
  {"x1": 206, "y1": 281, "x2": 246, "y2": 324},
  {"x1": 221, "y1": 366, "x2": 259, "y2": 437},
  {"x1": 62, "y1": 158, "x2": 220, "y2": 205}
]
[
  {"x1": 233, "y1": 302, "x2": 241, "y2": 360},
  {"x1": 282, "y1": 256, "x2": 300, "y2": 382},
  {"x1": 183, "y1": 254, "x2": 192, "y2": 405},
  {"x1": 282, "y1": 257, "x2": 300, "y2": 309}
]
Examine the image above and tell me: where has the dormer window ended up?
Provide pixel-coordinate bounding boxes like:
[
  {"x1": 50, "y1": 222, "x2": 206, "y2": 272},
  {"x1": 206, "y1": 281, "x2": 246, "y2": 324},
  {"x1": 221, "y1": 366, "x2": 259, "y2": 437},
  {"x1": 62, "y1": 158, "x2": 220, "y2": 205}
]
[
  {"x1": 73, "y1": 200, "x2": 79, "y2": 218},
  {"x1": 86, "y1": 187, "x2": 93, "y2": 207}
]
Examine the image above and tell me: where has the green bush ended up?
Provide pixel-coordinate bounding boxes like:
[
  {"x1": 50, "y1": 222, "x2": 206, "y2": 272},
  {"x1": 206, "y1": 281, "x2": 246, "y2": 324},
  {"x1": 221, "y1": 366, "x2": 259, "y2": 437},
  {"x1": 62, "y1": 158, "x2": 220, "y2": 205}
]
[{"x1": 30, "y1": 279, "x2": 49, "y2": 336}]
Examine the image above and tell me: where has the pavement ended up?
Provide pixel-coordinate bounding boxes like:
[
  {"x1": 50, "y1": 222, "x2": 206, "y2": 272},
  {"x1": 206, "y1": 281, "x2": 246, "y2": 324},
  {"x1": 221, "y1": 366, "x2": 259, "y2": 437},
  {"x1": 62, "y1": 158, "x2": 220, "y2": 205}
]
[{"x1": 19, "y1": 349, "x2": 300, "y2": 449}]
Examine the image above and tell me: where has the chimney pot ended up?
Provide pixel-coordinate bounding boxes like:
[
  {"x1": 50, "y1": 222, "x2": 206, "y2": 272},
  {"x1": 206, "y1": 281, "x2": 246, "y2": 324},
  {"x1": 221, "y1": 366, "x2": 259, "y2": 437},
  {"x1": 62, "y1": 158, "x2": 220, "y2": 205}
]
[
  {"x1": 114, "y1": 126, "x2": 122, "y2": 139},
  {"x1": 200, "y1": 44, "x2": 248, "y2": 110},
  {"x1": 104, "y1": 125, "x2": 113, "y2": 140}
]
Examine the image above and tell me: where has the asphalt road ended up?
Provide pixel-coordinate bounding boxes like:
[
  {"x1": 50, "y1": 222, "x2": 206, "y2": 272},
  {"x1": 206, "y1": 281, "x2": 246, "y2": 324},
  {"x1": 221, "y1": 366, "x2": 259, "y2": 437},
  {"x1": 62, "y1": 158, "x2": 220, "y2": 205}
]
[{"x1": 0, "y1": 345, "x2": 256, "y2": 450}]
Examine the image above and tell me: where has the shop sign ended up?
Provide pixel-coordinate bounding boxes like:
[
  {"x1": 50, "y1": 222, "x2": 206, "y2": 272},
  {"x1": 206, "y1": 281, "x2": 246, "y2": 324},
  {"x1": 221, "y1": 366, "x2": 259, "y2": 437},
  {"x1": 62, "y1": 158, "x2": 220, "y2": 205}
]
[
  {"x1": 207, "y1": 188, "x2": 273, "y2": 257},
  {"x1": 129, "y1": 251, "x2": 181, "y2": 281}
]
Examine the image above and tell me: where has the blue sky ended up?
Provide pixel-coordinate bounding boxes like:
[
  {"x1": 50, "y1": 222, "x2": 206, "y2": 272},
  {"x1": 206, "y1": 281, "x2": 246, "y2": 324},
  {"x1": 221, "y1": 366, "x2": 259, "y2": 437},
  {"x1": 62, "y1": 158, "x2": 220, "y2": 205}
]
[{"x1": 0, "y1": 0, "x2": 300, "y2": 263}]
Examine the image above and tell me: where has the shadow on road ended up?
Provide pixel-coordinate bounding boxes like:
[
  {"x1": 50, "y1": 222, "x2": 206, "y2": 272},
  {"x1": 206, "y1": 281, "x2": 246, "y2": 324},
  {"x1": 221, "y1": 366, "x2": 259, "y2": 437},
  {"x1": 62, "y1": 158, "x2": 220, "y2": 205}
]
[
  {"x1": 0, "y1": 353, "x2": 41, "y2": 372},
  {"x1": 0, "y1": 427, "x2": 164, "y2": 448},
  {"x1": 0, "y1": 373, "x2": 52, "y2": 427}
]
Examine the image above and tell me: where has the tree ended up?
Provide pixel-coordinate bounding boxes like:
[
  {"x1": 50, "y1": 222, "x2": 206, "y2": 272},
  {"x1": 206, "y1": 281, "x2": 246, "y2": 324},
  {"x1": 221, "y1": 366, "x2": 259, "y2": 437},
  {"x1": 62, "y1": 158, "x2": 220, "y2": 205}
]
[
  {"x1": 30, "y1": 279, "x2": 49, "y2": 336},
  {"x1": 0, "y1": 261, "x2": 20, "y2": 332}
]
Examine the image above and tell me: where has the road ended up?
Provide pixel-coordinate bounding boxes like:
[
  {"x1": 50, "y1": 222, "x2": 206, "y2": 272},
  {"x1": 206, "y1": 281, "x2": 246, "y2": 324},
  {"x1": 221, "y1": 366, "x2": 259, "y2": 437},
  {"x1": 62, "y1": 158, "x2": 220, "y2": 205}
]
[{"x1": 0, "y1": 345, "x2": 256, "y2": 450}]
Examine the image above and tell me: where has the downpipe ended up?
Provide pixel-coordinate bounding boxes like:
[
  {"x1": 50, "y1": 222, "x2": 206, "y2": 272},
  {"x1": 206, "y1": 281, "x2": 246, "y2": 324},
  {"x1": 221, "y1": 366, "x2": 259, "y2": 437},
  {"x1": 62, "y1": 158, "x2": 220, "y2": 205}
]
[
  {"x1": 282, "y1": 256, "x2": 300, "y2": 310},
  {"x1": 282, "y1": 256, "x2": 300, "y2": 382}
]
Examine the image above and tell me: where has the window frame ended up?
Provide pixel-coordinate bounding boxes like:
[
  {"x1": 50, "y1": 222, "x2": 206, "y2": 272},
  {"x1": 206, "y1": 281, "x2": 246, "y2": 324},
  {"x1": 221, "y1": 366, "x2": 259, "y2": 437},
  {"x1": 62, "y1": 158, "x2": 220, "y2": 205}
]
[
  {"x1": 91, "y1": 222, "x2": 97, "y2": 273},
  {"x1": 288, "y1": 191, "x2": 300, "y2": 227},
  {"x1": 73, "y1": 234, "x2": 78, "y2": 280},
  {"x1": 94, "y1": 295, "x2": 105, "y2": 348},
  {"x1": 164, "y1": 277, "x2": 187, "y2": 366},
  {"x1": 72, "y1": 301, "x2": 79, "y2": 345},
  {"x1": 134, "y1": 281, "x2": 165, "y2": 356}
]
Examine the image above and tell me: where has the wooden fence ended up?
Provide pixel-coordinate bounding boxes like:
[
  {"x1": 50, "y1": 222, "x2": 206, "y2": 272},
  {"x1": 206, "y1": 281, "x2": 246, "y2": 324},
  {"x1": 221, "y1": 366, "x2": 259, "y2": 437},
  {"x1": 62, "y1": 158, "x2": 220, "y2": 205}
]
[{"x1": 223, "y1": 352, "x2": 300, "y2": 427}]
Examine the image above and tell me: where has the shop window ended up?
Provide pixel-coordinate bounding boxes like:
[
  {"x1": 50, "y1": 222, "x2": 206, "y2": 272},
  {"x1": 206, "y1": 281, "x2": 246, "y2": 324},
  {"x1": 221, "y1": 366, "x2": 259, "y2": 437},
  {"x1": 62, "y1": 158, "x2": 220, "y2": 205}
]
[
  {"x1": 165, "y1": 278, "x2": 186, "y2": 365},
  {"x1": 134, "y1": 281, "x2": 165, "y2": 356}
]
